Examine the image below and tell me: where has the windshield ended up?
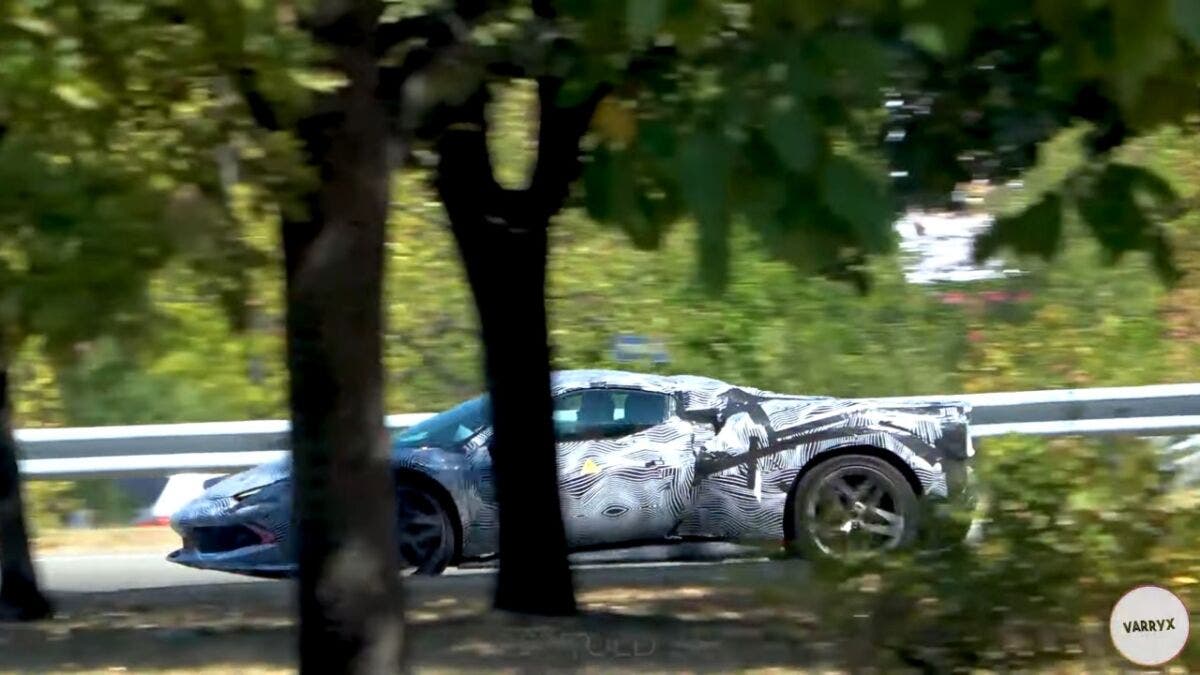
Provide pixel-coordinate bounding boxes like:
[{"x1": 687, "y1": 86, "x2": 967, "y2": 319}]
[{"x1": 393, "y1": 396, "x2": 490, "y2": 448}]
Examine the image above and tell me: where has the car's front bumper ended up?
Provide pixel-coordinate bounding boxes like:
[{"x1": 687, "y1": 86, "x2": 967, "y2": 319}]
[
  {"x1": 921, "y1": 457, "x2": 979, "y2": 546},
  {"x1": 167, "y1": 542, "x2": 296, "y2": 577},
  {"x1": 168, "y1": 480, "x2": 296, "y2": 577}
]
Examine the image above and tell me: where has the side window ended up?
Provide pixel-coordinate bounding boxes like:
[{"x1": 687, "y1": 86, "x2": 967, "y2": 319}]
[{"x1": 553, "y1": 389, "x2": 670, "y2": 441}]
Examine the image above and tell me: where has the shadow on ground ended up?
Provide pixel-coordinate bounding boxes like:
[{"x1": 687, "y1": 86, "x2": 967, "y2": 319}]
[
  {"x1": 0, "y1": 582, "x2": 294, "y2": 672},
  {"x1": 0, "y1": 559, "x2": 1144, "y2": 672},
  {"x1": 0, "y1": 560, "x2": 831, "y2": 672}
]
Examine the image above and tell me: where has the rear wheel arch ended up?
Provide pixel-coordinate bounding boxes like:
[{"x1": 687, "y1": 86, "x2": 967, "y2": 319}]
[
  {"x1": 782, "y1": 444, "x2": 923, "y2": 543},
  {"x1": 393, "y1": 468, "x2": 463, "y2": 562}
]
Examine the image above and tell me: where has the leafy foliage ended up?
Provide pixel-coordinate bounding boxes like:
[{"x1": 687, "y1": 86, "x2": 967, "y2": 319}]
[
  {"x1": 0, "y1": 0, "x2": 269, "y2": 370},
  {"x1": 804, "y1": 436, "x2": 1200, "y2": 670},
  {"x1": 3, "y1": 0, "x2": 1195, "y2": 394},
  {"x1": 545, "y1": 0, "x2": 1200, "y2": 290}
]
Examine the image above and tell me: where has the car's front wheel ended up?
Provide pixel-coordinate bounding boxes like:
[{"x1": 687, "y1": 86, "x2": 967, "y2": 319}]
[
  {"x1": 395, "y1": 482, "x2": 455, "y2": 575},
  {"x1": 790, "y1": 455, "x2": 919, "y2": 561}
]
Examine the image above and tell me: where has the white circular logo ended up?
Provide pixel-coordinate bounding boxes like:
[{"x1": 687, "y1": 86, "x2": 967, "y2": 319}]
[{"x1": 1109, "y1": 585, "x2": 1190, "y2": 666}]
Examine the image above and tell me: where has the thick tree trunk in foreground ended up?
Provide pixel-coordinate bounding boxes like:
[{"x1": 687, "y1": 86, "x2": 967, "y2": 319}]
[
  {"x1": 0, "y1": 368, "x2": 52, "y2": 621},
  {"x1": 435, "y1": 82, "x2": 602, "y2": 615},
  {"x1": 282, "y1": 14, "x2": 403, "y2": 672}
]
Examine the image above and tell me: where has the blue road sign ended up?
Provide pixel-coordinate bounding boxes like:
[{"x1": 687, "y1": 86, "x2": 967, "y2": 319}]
[{"x1": 613, "y1": 334, "x2": 669, "y2": 363}]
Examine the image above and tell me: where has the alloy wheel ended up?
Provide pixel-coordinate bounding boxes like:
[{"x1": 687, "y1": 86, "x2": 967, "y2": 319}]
[
  {"x1": 803, "y1": 464, "x2": 909, "y2": 558},
  {"x1": 395, "y1": 484, "x2": 449, "y2": 572}
]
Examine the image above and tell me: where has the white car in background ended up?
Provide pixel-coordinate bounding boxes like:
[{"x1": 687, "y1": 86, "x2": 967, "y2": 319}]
[{"x1": 134, "y1": 473, "x2": 225, "y2": 526}]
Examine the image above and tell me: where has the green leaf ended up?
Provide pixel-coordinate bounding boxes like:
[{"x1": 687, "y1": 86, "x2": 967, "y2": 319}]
[
  {"x1": 583, "y1": 150, "x2": 616, "y2": 223},
  {"x1": 762, "y1": 194, "x2": 841, "y2": 272},
  {"x1": 732, "y1": 132, "x2": 789, "y2": 226},
  {"x1": 1075, "y1": 164, "x2": 1180, "y2": 282},
  {"x1": 627, "y1": 0, "x2": 666, "y2": 46},
  {"x1": 1121, "y1": 164, "x2": 1180, "y2": 208},
  {"x1": 678, "y1": 132, "x2": 730, "y2": 223},
  {"x1": 661, "y1": 0, "x2": 721, "y2": 55},
  {"x1": 52, "y1": 83, "x2": 101, "y2": 110},
  {"x1": 903, "y1": 23, "x2": 946, "y2": 56},
  {"x1": 288, "y1": 69, "x2": 349, "y2": 93},
  {"x1": 9, "y1": 16, "x2": 56, "y2": 36},
  {"x1": 583, "y1": 147, "x2": 631, "y2": 223},
  {"x1": 974, "y1": 193, "x2": 1064, "y2": 263},
  {"x1": 632, "y1": 187, "x2": 682, "y2": 248},
  {"x1": 1112, "y1": 0, "x2": 1179, "y2": 107},
  {"x1": 750, "y1": 181, "x2": 874, "y2": 291},
  {"x1": 764, "y1": 101, "x2": 817, "y2": 172},
  {"x1": 678, "y1": 132, "x2": 731, "y2": 292},
  {"x1": 1173, "y1": 0, "x2": 1200, "y2": 47},
  {"x1": 1147, "y1": 229, "x2": 1182, "y2": 285},
  {"x1": 819, "y1": 156, "x2": 894, "y2": 253},
  {"x1": 902, "y1": 0, "x2": 974, "y2": 55},
  {"x1": 0, "y1": 287, "x2": 17, "y2": 332},
  {"x1": 811, "y1": 33, "x2": 892, "y2": 105},
  {"x1": 637, "y1": 120, "x2": 676, "y2": 161},
  {"x1": 583, "y1": 147, "x2": 671, "y2": 249}
]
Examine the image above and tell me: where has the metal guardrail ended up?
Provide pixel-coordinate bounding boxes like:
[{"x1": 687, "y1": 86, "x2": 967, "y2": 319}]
[
  {"x1": 17, "y1": 414, "x2": 432, "y2": 480},
  {"x1": 873, "y1": 382, "x2": 1200, "y2": 425},
  {"x1": 971, "y1": 415, "x2": 1200, "y2": 438},
  {"x1": 23, "y1": 451, "x2": 290, "y2": 479},
  {"x1": 16, "y1": 384, "x2": 1200, "y2": 479}
]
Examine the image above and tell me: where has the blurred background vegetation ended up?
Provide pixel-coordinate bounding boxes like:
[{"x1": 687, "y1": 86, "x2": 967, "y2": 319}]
[{"x1": 12, "y1": 82, "x2": 1200, "y2": 515}]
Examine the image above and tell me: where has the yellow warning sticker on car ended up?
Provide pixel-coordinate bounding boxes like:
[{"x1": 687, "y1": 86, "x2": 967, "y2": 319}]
[{"x1": 582, "y1": 458, "x2": 600, "y2": 475}]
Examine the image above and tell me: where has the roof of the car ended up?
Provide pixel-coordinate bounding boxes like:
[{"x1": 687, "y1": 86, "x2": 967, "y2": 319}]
[{"x1": 549, "y1": 369, "x2": 731, "y2": 395}]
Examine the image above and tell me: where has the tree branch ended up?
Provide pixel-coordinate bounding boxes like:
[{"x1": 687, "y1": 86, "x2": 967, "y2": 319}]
[
  {"x1": 232, "y1": 67, "x2": 283, "y2": 132},
  {"x1": 435, "y1": 86, "x2": 504, "y2": 216},
  {"x1": 524, "y1": 77, "x2": 610, "y2": 221}
]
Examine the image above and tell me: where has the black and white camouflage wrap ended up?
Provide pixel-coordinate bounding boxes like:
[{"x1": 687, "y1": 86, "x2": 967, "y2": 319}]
[{"x1": 169, "y1": 369, "x2": 972, "y2": 574}]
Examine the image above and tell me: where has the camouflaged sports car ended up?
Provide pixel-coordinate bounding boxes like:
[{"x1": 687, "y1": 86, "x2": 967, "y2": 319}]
[{"x1": 168, "y1": 370, "x2": 975, "y2": 575}]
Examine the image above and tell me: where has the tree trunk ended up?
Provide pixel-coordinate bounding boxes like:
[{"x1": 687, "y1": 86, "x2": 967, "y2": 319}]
[
  {"x1": 282, "y1": 15, "x2": 404, "y2": 672},
  {"x1": 439, "y1": 131, "x2": 576, "y2": 615},
  {"x1": 0, "y1": 368, "x2": 52, "y2": 621},
  {"x1": 435, "y1": 81, "x2": 603, "y2": 615}
]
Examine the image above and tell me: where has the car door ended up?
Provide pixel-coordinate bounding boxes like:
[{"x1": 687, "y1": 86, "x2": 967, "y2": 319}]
[{"x1": 554, "y1": 387, "x2": 697, "y2": 547}]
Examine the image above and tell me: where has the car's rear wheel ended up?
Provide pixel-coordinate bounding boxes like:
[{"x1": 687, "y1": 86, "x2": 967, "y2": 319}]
[
  {"x1": 395, "y1": 482, "x2": 455, "y2": 575},
  {"x1": 790, "y1": 455, "x2": 919, "y2": 561}
]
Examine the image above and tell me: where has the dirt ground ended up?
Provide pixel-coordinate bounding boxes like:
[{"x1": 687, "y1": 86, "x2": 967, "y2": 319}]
[
  {"x1": 0, "y1": 555, "x2": 1174, "y2": 674},
  {"x1": 34, "y1": 527, "x2": 179, "y2": 555}
]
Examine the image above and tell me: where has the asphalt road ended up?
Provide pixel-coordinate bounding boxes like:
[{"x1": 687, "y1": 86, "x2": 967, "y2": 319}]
[
  {"x1": 36, "y1": 542, "x2": 785, "y2": 594},
  {"x1": 37, "y1": 552, "x2": 264, "y2": 593}
]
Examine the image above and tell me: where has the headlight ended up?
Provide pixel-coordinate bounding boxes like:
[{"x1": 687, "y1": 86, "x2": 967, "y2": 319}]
[{"x1": 232, "y1": 486, "x2": 264, "y2": 502}]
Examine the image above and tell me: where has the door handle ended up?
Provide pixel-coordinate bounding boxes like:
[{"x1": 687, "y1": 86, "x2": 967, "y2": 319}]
[{"x1": 645, "y1": 459, "x2": 665, "y2": 468}]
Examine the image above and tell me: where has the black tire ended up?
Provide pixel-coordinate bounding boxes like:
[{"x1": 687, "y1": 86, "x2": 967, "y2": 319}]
[
  {"x1": 789, "y1": 454, "x2": 920, "y2": 562},
  {"x1": 395, "y1": 482, "x2": 455, "y2": 575}
]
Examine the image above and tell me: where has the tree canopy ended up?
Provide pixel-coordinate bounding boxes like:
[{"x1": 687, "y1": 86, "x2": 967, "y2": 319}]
[
  {"x1": 5, "y1": 1, "x2": 1193, "y2": 298},
  {"x1": 0, "y1": 0, "x2": 263, "y2": 366},
  {"x1": 548, "y1": 0, "x2": 1200, "y2": 289}
]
